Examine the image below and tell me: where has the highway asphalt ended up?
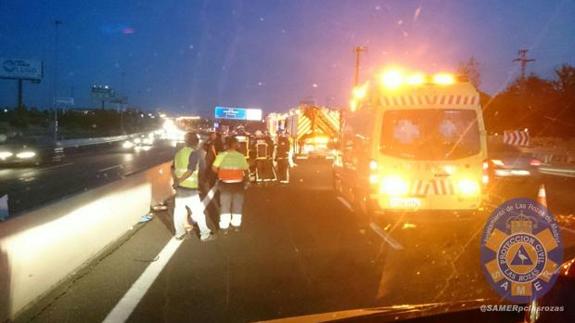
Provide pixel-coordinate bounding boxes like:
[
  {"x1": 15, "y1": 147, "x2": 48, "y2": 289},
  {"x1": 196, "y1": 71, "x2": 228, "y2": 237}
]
[
  {"x1": 0, "y1": 142, "x2": 176, "y2": 216},
  {"x1": 22, "y1": 159, "x2": 575, "y2": 323}
]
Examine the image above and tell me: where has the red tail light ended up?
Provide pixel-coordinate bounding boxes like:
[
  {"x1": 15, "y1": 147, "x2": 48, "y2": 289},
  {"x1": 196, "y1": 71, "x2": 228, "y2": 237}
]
[{"x1": 530, "y1": 159, "x2": 542, "y2": 166}]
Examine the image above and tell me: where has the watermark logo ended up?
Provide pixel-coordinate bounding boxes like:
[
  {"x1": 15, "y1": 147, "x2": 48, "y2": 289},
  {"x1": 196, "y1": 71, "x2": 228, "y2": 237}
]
[{"x1": 480, "y1": 198, "x2": 563, "y2": 303}]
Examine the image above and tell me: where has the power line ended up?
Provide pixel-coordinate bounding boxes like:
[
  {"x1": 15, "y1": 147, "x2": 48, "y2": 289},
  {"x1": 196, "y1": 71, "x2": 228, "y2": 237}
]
[{"x1": 512, "y1": 49, "x2": 535, "y2": 80}]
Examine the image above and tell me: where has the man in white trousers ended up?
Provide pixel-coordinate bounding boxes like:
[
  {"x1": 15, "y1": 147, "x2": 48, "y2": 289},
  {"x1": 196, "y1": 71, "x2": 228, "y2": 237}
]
[
  {"x1": 171, "y1": 132, "x2": 214, "y2": 241},
  {"x1": 212, "y1": 136, "x2": 250, "y2": 232}
]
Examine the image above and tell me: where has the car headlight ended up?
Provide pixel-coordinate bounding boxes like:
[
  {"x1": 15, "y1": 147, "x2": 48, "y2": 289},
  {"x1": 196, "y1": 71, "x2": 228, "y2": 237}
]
[
  {"x1": 16, "y1": 151, "x2": 37, "y2": 159},
  {"x1": 133, "y1": 138, "x2": 142, "y2": 144},
  {"x1": 0, "y1": 151, "x2": 13, "y2": 160},
  {"x1": 457, "y1": 179, "x2": 480, "y2": 196},
  {"x1": 122, "y1": 141, "x2": 135, "y2": 149},
  {"x1": 379, "y1": 175, "x2": 409, "y2": 196}
]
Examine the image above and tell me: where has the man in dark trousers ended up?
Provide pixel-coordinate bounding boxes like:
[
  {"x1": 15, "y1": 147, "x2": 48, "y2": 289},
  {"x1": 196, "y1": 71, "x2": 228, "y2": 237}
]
[
  {"x1": 254, "y1": 130, "x2": 275, "y2": 182},
  {"x1": 203, "y1": 131, "x2": 220, "y2": 187},
  {"x1": 264, "y1": 131, "x2": 277, "y2": 181}
]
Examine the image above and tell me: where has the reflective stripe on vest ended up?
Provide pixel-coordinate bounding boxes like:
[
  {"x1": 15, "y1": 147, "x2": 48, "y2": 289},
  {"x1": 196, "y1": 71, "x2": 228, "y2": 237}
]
[
  {"x1": 217, "y1": 151, "x2": 246, "y2": 183},
  {"x1": 174, "y1": 147, "x2": 199, "y2": 189}
]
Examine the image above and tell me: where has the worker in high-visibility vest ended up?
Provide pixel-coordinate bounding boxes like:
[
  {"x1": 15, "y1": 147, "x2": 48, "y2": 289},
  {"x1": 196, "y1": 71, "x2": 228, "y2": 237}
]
[
  {"x1": 212, "y1": 136, "x2": 250, "y2": 232},
  {"x1": 172, "y1": 132, "x2": 213, "y2": 241}
]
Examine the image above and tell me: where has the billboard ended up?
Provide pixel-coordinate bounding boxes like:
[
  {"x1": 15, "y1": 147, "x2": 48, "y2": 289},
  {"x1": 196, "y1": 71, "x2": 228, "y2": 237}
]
[
  {"x1": 91, "y1": 85, "x2": 116, "y2": 99},
  {"x1": 0, "y1": 58, "x2": 43, "y2": 80},
  {"x1": 215, "y1": 106, "x2": 262, "y2": 121}
]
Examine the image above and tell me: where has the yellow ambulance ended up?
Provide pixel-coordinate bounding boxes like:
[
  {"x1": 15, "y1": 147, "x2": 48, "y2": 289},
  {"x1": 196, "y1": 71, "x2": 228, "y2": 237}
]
[{"x1": 333, "y1": 69, "x2": 488, "y2": 217}]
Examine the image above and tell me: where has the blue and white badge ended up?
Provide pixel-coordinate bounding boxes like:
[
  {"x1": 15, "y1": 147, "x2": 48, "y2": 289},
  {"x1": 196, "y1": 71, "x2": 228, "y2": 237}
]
[{"x1": 480, "y1": 198, "x2": 563, "y2": 303}]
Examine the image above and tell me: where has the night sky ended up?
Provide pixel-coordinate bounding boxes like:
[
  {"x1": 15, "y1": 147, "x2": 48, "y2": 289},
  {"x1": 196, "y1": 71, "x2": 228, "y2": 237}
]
[{"x1": 1, "y1": 0, "x2": 574, "y2": 115}]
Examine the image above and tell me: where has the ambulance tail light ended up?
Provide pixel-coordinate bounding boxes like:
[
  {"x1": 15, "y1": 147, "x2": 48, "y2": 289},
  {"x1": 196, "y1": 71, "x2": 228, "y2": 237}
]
[
  {"x1": 482, "y1": 160, "x2": 490, "y2": 186},
  {"x1": 368, "y1": 160, "x2": 379, "y2": 185},
  {"x1": 529, "y1": 159, "x2": 542, "y2": 167}
]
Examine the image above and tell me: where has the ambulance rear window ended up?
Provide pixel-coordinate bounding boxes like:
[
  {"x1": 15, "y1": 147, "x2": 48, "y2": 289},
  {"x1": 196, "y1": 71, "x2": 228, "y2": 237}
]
[{"x1": 381, "y1": 109, "x2": 481, "y2": 160}]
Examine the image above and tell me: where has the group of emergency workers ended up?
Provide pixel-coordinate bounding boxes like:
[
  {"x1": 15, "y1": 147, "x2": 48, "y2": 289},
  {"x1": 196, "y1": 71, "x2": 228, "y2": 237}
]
[
  {"x1": 208, "y1": 126, "x2": 294, "y2": 184},
  {"x1": 170, "y1": 127, "x2": 293, "y2": 241}
]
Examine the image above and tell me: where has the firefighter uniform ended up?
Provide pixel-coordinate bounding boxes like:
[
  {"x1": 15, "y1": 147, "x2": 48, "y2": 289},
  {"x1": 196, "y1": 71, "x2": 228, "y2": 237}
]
[
  {"x1": 247, "y1": 134, "x2": 257, "y2": 182},
  {"x1": 254, "y1": 134, "x2": 275, "y2": 182},
  {"x1": 173, "y1": 144, "x2": 212, "y2": 240},
  {"x1": 276, "y1": 134, "x2": 291, "y2": 183},
  {"x1": 213, "y1": 149, "x2": 250, "y2": 230}
]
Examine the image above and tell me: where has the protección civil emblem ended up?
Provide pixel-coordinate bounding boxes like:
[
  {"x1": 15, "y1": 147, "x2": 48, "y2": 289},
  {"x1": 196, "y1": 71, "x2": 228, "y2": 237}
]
[{"x1": 480, "y1": 198, "x2": 563, "y2": 303}]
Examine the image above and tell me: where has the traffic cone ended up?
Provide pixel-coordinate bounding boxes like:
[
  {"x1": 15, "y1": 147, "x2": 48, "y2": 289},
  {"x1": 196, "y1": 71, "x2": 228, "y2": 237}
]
[{"x1": 537, "y1": 184, "x2": 547, "y2": 207}]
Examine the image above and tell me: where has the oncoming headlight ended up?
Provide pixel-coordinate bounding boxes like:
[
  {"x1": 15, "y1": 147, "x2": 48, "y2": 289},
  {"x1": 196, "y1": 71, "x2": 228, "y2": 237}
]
[
  {"x1": 122, "y1": 141, "x2": 135, "y2": 149},
  {"x1": 0, "y1": 151, "x2": 13, "y2": 160},
  {"x1": 16, "y1": 151, "x2": 36, "y2": 159}
]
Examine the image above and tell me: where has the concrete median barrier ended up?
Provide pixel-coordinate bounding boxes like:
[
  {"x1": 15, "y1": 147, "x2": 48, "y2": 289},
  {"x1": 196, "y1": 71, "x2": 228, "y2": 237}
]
[{"x1": 0, "y1": 161, "x2": 173, "y2": 321}]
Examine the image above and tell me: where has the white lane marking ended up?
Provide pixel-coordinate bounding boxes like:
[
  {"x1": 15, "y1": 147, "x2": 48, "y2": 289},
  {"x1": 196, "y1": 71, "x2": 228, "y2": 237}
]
[
  {"x1": 336, "y1": 196, "x2": 354, "y2": 212},
  {"x1": 369, "y1": 222, "x2": 404, "y2": 250},
  {"x1": 104, "y1": 185, "x2": 219, "y2": 322},
  {"x1": 103, "y1": 238, "x2": 183, "y2": 323},
  {"x1": 42, "y1": 162, "x2": 74, "y2": 171},
  {"x1": 99, "y1": 164, "x2": 123, "y2": 173}
]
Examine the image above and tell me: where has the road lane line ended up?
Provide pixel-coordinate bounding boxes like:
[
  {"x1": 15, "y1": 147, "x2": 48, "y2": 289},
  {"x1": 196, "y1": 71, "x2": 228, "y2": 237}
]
[
  {"x1": 103, "y1": 238, "x2": 183, "y2": 323},
  {"x1": 104, "y1": 186, "x2": 219, "y2": 322},
  {"x1": 369, "y1": 222, "x2": 404, "y2": 250},
  {"x1": 336, "y1": 196, "x2": 354, "y2": 212},
  {"x1": 42, "y1": 162, "x2": 74, "y2": 171},
  {"x1": 98, "y1": 164, "x2": 123, "y2": 172}
]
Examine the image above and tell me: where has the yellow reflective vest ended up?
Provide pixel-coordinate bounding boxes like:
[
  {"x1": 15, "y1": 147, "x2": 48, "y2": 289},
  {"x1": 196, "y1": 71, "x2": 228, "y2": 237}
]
[{"x1": 174, "y1": 146, "x2": 199, "y2": 189}]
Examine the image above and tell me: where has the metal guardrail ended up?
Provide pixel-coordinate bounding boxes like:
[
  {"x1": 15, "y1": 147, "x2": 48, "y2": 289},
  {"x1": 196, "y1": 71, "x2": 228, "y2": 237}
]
[
  {"x1": 57, "y1": 132, "x2": 149, "y2": 148},
  {"x1": 519, "y1": 147, "x2": 575, "y2": 178},
  {"x1": 539, "y1": 166, "x2": 575, "y2": 178}
]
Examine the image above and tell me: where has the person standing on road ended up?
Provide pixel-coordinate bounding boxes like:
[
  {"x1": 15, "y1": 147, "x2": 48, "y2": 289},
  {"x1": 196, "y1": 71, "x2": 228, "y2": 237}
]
[
  {"x1": 203, "y1": 132, "x2": 219, "y2": 187},
  {"x1": 212, "y1": 136, "x2": 250, "y2": 232},
  {"x1": 264, "y1": 131, "x2": 277, "y2": 181},
  {"x1": 275, "y1": 130, "x2": 292, "y2": 183},
  {"x1": 172, "y1": 132, "x2": 213, "y2": 241},
  {"x1": 254, "y1": 130, "x2": 274, "y2": 182}
]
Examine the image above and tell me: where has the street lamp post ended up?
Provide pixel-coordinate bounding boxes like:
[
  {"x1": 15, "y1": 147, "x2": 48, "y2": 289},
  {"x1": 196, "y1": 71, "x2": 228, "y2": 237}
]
[{"x1": 53, "y1": 19, "x2": 63, "y2": 141}]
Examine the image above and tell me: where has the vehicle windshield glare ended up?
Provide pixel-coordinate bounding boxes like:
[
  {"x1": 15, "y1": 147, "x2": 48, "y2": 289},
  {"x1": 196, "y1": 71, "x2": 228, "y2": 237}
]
[{"x1": 381, "y1": 109, "x2": 481, "y2": 160}]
